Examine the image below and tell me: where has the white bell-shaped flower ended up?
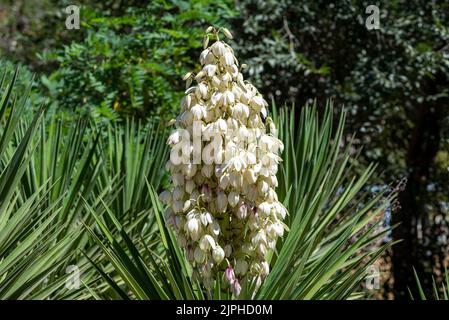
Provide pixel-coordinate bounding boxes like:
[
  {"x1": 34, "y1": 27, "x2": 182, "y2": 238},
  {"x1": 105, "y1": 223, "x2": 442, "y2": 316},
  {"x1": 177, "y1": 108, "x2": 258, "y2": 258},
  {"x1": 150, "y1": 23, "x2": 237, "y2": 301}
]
[{"x1": 162, "y1": 27, "x2": 287, "y2": 297}]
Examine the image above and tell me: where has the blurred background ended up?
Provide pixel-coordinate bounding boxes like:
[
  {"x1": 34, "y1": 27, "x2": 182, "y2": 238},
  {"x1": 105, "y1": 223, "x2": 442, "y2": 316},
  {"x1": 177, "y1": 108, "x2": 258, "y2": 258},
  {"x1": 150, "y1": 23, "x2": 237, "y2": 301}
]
[{"x1": 0, "y1": 0, "x2": 448, "y2": 299}]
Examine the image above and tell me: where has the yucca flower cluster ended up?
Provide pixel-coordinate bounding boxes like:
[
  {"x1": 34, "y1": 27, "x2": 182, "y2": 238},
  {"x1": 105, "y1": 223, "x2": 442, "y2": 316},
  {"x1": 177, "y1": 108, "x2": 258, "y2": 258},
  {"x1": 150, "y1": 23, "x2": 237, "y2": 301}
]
[{"x1": 160, "y1": 27, "x2": 287, "y2": 296}]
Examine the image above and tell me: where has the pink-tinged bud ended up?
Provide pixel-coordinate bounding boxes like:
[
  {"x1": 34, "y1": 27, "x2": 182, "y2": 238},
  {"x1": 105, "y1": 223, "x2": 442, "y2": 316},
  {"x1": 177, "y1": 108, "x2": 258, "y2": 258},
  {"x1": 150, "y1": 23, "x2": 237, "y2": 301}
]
[
  {"x1": 236, "y1": 202, "x2": 248, "y2": 220},
  {"x1": 201, "y1": 184, "x2": 212, "y2": 201},
  {"x1": 225, "y1": 266, "x2": 235, "y2": 283},
  {"x1": 231, "y1": 279, "x2": 242, "y2": 297}
]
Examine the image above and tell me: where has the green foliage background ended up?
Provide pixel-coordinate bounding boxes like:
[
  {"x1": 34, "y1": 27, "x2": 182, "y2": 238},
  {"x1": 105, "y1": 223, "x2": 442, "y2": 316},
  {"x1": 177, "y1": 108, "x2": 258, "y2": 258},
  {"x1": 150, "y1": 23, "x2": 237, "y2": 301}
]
[{"x1": 0, "y1": 0, "x2": 448, "y2": 300}]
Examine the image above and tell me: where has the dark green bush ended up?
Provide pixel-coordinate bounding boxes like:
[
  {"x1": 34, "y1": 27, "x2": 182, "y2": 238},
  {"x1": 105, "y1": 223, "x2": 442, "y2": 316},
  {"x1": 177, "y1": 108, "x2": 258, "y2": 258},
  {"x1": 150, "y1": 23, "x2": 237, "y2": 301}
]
[
  {"x1": 40, "y1": 0, "x2": 235, "y2": 119},
  {"x1": 231, "y1": 0, "x2": 449, "y2": 299}
]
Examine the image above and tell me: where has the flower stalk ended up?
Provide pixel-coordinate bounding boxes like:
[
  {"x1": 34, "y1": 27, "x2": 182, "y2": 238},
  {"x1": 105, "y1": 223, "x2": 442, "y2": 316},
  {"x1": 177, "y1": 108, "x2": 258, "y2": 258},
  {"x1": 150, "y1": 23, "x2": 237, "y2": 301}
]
[{"x1": 160, "y1": 26, "x2": 287, "y2": 297}]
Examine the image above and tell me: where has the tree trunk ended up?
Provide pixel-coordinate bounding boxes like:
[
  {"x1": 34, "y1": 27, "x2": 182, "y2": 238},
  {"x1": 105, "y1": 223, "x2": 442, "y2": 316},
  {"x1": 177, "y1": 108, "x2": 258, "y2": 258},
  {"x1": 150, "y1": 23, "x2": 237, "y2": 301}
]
[{"x1": 392, "y1": 79, "x2": 444, "y2": 299}]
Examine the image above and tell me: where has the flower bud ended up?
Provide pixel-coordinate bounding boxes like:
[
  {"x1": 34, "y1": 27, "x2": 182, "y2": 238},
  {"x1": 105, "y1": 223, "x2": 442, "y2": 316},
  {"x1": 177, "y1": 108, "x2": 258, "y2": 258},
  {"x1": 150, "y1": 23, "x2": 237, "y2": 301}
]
[
  {"x1": 164, "y1": 208, "x2": 175, "y2": 227},
  {"x1": 212, "y1": 41, "x2": 226, "y2": 56},
  {"x1": 201, "y1": 184, "x2": 212, "y2": 201},
  {"x1": 194, "y1": 247, "x2": 206, "y2": 263},
  {"x1": 222, "y1": 28, "x2": 233, "y2": 39},
  {"x1": 225, "y1": 266, "x2": 235, "y2": 283},
  {"x1": 183, "y1": 200, "x2": 192, "y2": 213},
  {"x1": 216, "y1": 190, "x2": 228, "y2": 213},
  {"x1": 227, "y1": 191, "x2": 240, "y2": 207},
  {"x1": 177, "y1": 233, "x2": 187, "y2": 247},
  {"x1": 191, "y1": 104, "x2": 205, "y2": 120},
  {"x1": 219, "y1": 174, "x2": 230, "y2": 189},
  {"x1": 201, "y1": 164, "x2": 214, "y2": 178},
  {"x1": 260, "y1": 261, "x2": 270, "y2": 276},
  {"x1": 210, "y1": 220, "x2": 221, "y2": 236},
  {"x1": 200, "y1": 49, "x2": 209, "y2": 65},
  {"x1": 172, "y1": 200, "x2": 184, "y2": 213},
  {"x1": 229, "y1": 172, "x2": 243, "y2": 189},
  {"x1": 186, "y1": 246, "x2": 194, "y2": 261},
  {"x1": 182, "y1": 163, "x2": 197, "y2": 178},
  {"x1": 236, "y1": 202, "x2": 248, "y2": 220},
  {"x1": 212, "y1": 246, "x2": 225, "y2": 263},
  {"x1": 173, "y1": 186, "x2": 185, "y2": 200},
  {"x1": 256, "y1": 243, "x2": 267, "y2": 256},
  {"x1": 222, "y1": 52, "x2": 234, "y2": 66},
  {"x1": 182, "y1": 72, "x2": 192, "y2": 81},
  {"x1": 159, "y1": 190, "x2": 172, "y2": 205},
  {"x1": 186, "y1": 218, "x2": 201, "y2": 241},
  {"x1": 199, "y1": 235, "x2": 216, "y2": 251},
  {"x1": 200, "y1": 211, "x2": 213, "y2": 226},
  {"x1": 258, "y1": 202, "x2": 271, "y2": 218},
  {"x1": 197, "y1": 82, "x2": 208, "y2": 99},
  {"x1": 257, "y1": 180, "x2": 269, "y2": 194},
  {"x1": 224, "y1": 244, "x2": 232, "y2": 257},
  {"x1": 231, "y1": 279, "x2": 241, "y2": 297},
  {"x1": 235, "y1": 259, "x2": 248, "y2": 276},
  {"x1": 203, "y1": 64, "x2": 217, "y2": 77},
  {"x1": 185, "y1": 179, "x2": 195, "y2": 194}
]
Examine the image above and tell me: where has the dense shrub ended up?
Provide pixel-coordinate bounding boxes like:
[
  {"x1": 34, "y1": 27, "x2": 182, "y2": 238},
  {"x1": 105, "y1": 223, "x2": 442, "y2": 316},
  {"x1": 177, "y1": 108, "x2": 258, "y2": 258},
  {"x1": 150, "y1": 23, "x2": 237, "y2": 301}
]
[
  {"x1": 39, "y1": 1, "x2": 235, "y2": 119},
  {"x1": 231, "y1": 0, "x2": 449, "y2": 298}
]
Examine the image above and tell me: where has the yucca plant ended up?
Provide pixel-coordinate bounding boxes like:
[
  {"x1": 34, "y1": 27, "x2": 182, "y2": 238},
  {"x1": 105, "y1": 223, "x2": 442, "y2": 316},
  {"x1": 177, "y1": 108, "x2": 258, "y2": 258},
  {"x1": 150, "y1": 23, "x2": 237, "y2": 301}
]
[
  {"x1": 0, "y1": 67, "x2": 170, "y2": 299},
  {"x1": 0, "y1": 68, "x2": 78, "y2": 299},
  {"x1": 76, "y1": 27, "x2": 397, "y2": 300},
  {"x1": 81, "y1": 102, "x2": 396, "y2": 300},
  {"x1": 0, "y1": 28, "x2": 397, "y2": 300},
  {"x1": 413, "y1": 267, "x2": 449, "y2": 300},
  {"x1": 22, "y1": 116, "x2": 170, "y2": 299}
]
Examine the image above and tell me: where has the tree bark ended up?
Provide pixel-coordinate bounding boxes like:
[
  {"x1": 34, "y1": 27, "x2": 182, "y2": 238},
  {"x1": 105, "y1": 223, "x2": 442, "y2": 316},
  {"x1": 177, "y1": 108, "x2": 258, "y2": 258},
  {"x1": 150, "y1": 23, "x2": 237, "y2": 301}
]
[{"x1": 392, "y1": 79, "x2": 444, "y2": 299}]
